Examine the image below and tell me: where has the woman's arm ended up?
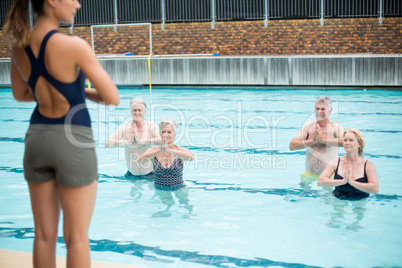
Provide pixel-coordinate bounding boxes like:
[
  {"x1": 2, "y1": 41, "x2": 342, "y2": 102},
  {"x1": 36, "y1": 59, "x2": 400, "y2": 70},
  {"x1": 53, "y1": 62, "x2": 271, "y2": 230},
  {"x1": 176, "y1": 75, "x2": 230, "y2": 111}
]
[
  {"x1": 137, "y1": 146, "x2": 162, "y2": 162},
  {"x1": 348, "y1": 161, "x2": 379, "y2": 194},
  {"x1": 166, "y1": 146, "x2": 194, "y2": 161},
  {"x1": 72, "y1": 37, "x2": 119, "y2": 105},
  {"x1": 10, "y1": 44, "x2": 34, "y2": 102},
  {"x1": 85, "y1": 87, "x2": 106, "y2": 103},
  {"x1": 318, "y1": 158, "x2": 346, "y2": 187}
]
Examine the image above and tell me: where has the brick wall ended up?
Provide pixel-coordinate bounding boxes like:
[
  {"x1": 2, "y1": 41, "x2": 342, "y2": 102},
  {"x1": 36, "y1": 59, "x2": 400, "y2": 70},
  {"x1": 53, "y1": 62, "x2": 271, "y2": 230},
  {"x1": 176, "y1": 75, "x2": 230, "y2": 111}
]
[{"x1": 1, "y1": 17, "x2": 401, "y2": 57}]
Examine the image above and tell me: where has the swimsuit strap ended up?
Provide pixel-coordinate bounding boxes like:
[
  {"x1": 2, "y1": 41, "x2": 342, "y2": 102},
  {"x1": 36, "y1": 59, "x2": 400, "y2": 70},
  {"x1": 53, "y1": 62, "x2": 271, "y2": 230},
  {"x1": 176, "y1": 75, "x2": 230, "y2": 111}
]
[
  {"x1": 39, "y1": 30, "x2": 59, "y2": 57},
  {"x1": 364, "y1": 160, "x2": 368, "y2": 178},
  {"x1": 25, "y1": 29, "x2": 59, "y2": 93},
  {"x1": 335, "y1": 157, "x2": 341, "y2": 175}
]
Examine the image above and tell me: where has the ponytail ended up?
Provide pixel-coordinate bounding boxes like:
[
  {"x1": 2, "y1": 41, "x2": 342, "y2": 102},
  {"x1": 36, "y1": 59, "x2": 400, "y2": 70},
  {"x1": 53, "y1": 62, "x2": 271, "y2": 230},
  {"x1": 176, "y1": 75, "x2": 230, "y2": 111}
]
[{"x1": 3, "y1": 0, "x2": 31, "y2": 47}]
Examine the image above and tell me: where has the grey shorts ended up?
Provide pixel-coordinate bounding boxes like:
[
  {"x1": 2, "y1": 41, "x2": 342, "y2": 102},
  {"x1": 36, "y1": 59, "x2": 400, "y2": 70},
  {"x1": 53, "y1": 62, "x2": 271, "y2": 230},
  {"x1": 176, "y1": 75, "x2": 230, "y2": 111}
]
[{"x1": 23, "y1": 124, "x2": 98, "y2": 187}]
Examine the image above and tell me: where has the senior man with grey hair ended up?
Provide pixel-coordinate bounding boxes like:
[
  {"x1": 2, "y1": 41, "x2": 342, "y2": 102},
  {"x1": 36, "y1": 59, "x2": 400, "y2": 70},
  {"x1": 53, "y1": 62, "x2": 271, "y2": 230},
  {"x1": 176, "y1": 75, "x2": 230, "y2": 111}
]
[
  {"x1": 289, "y1": 96, "x2": 344, "y2": 184},
  {"x1": 106, "y1": 97, "x2": 161, "y2": 179}
]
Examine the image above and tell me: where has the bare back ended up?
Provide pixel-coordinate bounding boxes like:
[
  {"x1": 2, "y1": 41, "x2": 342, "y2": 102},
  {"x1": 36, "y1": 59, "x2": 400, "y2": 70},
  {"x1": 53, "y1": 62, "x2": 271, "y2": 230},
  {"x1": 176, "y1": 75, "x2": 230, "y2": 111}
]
[{"x1": 12, "y1": 29, "x2": 82, "y2": 119}]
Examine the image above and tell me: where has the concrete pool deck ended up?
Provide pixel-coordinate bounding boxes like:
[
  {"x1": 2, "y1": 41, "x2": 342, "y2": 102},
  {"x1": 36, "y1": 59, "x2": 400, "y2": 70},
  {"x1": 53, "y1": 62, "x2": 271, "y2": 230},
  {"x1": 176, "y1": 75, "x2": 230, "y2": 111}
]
[{"x1": 0, "y1": 249, "x2": 145, "y2": 268}]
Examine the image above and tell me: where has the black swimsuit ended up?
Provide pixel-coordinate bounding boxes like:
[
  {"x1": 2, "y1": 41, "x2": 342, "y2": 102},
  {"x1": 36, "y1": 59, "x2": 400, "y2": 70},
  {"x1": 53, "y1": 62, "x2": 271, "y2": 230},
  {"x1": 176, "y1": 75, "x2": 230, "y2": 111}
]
[
  {"x1": 153, "y1": 157, "x2": 186, "y2": 191},
  {"x1": 333, "y1": 158, "x2": 369, "y2": 200},
  {"x1": 25, "y1": 30, "x2": 90, "y2": 127}
]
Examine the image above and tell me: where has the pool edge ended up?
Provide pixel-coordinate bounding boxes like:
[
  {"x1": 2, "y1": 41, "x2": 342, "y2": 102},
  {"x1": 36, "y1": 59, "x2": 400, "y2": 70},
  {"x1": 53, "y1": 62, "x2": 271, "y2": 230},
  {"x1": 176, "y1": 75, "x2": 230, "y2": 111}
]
[{"x1": 0, "y1": 249, "x2": 146, "y2": 268}]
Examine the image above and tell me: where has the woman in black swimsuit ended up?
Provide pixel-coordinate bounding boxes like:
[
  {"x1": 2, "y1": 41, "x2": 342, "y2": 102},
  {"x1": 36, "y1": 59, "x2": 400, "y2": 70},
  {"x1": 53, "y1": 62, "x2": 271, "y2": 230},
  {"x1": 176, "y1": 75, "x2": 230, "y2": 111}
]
[
  {"x1": 318, "y1": 129, "x2": 379, "y2": 200},
  {"x1": 138, "y1": 118, "x2": 194, "y2": 190}
]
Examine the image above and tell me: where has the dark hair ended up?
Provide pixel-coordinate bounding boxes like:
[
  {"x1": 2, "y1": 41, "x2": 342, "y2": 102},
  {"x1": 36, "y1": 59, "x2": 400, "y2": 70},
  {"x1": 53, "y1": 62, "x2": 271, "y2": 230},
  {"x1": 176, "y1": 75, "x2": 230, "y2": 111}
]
[{"x1": 3, "y1": 0, "x2": 45, "y2": 47}]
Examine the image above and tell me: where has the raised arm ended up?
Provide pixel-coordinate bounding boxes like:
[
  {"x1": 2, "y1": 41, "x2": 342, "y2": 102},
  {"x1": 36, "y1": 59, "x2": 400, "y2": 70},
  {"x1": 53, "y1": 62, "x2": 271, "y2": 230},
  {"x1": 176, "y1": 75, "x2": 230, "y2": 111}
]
[
  {"x1": 137, "y1": 146, "x2": 162, "y2": 162},
  {"x1": 166, "y1": 146, "x2": 194, "y2": 161},
  {"x1": 106, "y1": 122, "x2": 129, "y2": 147},
  {"x1": 317, "y1": 158, "x2": 346, "y2": 187},
  {"x1": 289, "y1": 122, "x2": 316, "y2": 151}
]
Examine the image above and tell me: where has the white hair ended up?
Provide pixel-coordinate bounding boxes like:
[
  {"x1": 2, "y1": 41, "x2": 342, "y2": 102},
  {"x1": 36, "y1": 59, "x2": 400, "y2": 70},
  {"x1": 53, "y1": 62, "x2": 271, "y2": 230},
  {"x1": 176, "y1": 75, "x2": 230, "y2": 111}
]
[
  {"x1": 159, "y1": 118, "x2": 178, "y2": 133},
  {"x1": 315, "y1": 96, "x2": 332, "y2": 110},
  {"x1": 130, "y1": 97, "x2": 146, "y2": 109}
]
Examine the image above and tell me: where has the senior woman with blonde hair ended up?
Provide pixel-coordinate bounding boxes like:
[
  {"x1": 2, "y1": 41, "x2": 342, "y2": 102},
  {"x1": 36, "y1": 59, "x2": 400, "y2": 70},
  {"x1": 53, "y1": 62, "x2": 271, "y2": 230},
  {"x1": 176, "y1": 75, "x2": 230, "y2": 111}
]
[
  {"x1": 138, "y1": 118, "x2": 193, "y2": 191},
  {"x1": 318, "y1": 128, "x2": 379, "y2": 200}
]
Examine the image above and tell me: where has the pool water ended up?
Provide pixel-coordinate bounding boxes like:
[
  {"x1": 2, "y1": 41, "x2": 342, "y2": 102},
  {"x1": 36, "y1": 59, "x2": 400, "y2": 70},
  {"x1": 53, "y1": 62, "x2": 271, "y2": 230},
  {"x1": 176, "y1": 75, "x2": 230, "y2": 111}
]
[{"x1": 1, "y1": 88, "x2": 402, "y2": 268}]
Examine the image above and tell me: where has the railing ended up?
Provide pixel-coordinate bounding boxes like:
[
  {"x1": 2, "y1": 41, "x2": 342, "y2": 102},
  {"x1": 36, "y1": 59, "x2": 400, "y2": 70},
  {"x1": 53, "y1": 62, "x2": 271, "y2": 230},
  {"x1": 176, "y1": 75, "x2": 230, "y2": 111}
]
[
  {"x1": 1, "y1": 55, "x2": 402, "y2": 87},
  {"x1": 0, "y1": 0, "x2": 401, "y2": 30}
]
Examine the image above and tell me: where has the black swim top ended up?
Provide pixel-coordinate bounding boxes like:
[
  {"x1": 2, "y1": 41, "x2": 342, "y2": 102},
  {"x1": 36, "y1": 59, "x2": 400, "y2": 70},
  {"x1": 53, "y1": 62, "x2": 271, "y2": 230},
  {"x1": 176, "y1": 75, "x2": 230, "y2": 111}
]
[
  {"x1": 333, "y1": 157, "x2": 369, "y2": 200},
  {"x1": 25, "y1": 30, "x2": 91, "y2": 127},
  {"x1": 153, "y1": 157, "x2": 185, "y2": 191}
]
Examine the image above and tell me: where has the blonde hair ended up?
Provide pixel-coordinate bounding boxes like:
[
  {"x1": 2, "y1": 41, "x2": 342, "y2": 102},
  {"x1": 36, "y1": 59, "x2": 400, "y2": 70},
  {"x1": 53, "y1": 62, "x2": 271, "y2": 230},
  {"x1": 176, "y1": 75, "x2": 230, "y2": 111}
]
[
  {"x1": 159, "y1": 118, "x2": 178, "y2": 134},
  {"x1": 344, "y1": 128, "x2": 365, "y2": 156},
  {"x1": 3, "y1": 0, "x2": 46, "y2": 47}
]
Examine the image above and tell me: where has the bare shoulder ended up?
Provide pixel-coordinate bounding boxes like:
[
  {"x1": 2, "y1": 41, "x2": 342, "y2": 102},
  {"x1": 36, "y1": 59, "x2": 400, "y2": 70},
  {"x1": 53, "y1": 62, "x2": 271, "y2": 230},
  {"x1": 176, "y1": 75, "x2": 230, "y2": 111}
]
[
  {"x1": 11, "y1": 41, "x2": 26, "y2": 63},
  {"x1": 365, "y1": 159, "x2": 376, "y2": 169},
  {"x1": 119, "y1": 121, "x2": 131, "y2": 130},
  {"x1": 328, "y1": 120, "x2": 343, "y2": 128},
  {"x1": 301, "y1": 120, "x2": 316, "y2": 131},
  {"x1": 120, "y1": 121, "x2": 130, "y2": 127},
  {"x1": 148, "y1": 121, "x2": 159, "y2": 128},
  {"x1": 55, "y1": 34, "x2": 89, "y2": 48},
  {"x1": 303, "y1": 120, "x2": 316, "y2": 128},
  {"x1": 327, "y1": 157, "x2": 340, "y2": 168},
  {"x1": 148, "y1": 121, "x2": 160, "y2": 131},
  {"x1": 49, "y1": 34, "x2": 92, "y2": 56},
  {"x1": 11, "y1": 40, "x2": 22, "y2": 52}
]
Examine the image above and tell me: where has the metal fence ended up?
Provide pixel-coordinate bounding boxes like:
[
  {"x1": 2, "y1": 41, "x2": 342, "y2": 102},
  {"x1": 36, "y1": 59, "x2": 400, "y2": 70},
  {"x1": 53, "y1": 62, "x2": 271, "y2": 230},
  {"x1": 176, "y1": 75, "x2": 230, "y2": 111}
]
[{"x1": 1, "y1": 0, "x2": 401, "y2": 29}]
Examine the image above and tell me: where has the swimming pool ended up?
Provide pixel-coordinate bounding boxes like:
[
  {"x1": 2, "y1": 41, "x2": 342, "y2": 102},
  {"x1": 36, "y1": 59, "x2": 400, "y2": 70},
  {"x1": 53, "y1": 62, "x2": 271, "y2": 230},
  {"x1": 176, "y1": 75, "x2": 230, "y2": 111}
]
[{"x1": 1, "y1": 87, "x2": 401, "y2": 268}]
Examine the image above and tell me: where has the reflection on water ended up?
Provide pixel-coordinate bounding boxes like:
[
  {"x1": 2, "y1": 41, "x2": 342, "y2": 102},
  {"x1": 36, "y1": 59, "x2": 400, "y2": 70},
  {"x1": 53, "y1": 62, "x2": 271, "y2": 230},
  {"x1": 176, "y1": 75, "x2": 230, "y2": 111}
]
[
  {"x1": 152, "y1": 187, "x2": 194, "y2": 218},
  {"x1": 0, "y1": 226, "x2": 322, "y2": 268},
  {"x1": 298, "y1": 173, "x2": 368, "y2": 232},
  {"x1": 125, "y1": 176, "x2": 194, "y2": 218},
  {"x1": 324, "y1": 195, "x2": 368, "y2": 232},
  {"x1": 129, "y1": 179, "x2": 154, "y2": 201}
]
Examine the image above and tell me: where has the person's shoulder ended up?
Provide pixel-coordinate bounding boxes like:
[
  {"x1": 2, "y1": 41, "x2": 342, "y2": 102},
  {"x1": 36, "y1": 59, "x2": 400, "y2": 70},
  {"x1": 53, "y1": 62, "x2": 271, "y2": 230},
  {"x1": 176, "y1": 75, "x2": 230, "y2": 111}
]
[
  {"x1": 50, "y1": 33, "x2": 91, "y2": 53},
  {"x1": 10, "y1": 40, "x2": 26, "y2": 59},
  {"x1": 328, "y1": 156, "x2": 341, "y2": 165},
  {"x1": 148, "y1": 121, "x2": 159, "y2": 128},
  {"x1": 11, "y1": 39, "x2": 21, "y2": 50},
  {"x1": 364, "y1": 158, "x2": 375, "y2": 167},
  {"x1": 328, "y1": 120, "x2": 343, "y2": 127},
  {"x1": 302, "y1": 120, "x2": 316, "y2": 128},
  {"x1": 115, "y1": 121, "x2": 130, "y2": 132}
]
